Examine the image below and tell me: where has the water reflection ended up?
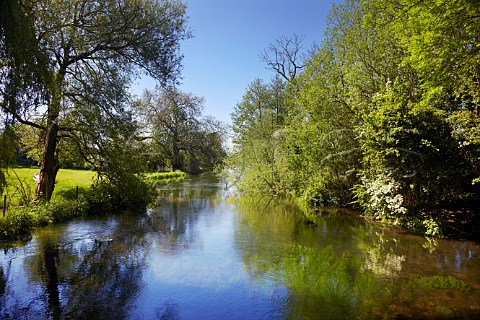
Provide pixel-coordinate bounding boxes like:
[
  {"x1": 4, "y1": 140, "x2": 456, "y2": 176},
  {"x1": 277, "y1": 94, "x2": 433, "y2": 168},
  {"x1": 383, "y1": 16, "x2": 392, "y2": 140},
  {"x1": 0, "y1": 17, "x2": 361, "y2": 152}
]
[
  {"x1": 0, "y1": 176, "x2": 479, "y2": 319},
  {"x1": 145, "y1": 176, "x2": 221, "y2": 254},
  {"x1": 233, "y1": 197, "x2": 385, "y2": 319},
  {"x1": 234, "y1": 196, "x2": 480, "y2": 319},
  {"x1": 0, "y1": 217, "x2": 149, "y2": 319}
]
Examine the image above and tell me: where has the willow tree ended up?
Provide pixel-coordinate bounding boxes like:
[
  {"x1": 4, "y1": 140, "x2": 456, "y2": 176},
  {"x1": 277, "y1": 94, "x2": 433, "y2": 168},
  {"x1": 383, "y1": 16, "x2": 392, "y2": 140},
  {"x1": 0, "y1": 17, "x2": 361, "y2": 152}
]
[
  {"x1": 1, "y1": 0, "x2": 189, "y2": 201},
  {"x1": 1, "y1": 0, "x2": 47, "y2": 195}
]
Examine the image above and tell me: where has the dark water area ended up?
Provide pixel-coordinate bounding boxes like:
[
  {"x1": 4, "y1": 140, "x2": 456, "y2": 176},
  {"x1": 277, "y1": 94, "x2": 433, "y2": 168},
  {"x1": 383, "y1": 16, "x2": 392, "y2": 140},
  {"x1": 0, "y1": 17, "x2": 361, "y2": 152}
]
[{"x1": 1, "y1": 175, "x2": 479, "y2": 319}]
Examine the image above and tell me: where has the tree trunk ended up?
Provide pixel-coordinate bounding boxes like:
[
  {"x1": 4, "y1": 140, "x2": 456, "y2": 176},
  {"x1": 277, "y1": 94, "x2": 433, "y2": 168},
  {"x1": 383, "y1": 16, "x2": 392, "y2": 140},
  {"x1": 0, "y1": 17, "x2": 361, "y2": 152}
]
[
  {"x1": 34, "y1": 73, "x2": 63, "y2": 201},
  {"x1": 34, "y1": 118, "x2": 60, "y2": 201},
  {"x1": 172, "y1": 142, "x2": 181, "y2": 171}
]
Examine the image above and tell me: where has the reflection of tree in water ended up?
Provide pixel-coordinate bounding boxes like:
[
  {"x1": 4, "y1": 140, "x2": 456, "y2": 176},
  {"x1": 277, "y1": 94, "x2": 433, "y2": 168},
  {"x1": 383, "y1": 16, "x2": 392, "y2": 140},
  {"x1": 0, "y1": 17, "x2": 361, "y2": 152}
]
[
  {"x1": 0, "y1": 175, "x2": 224, "y2": 318},
  {"x1": 155, "y1": 300, "x2": 180, "y2": 320},
  {"x1": 63, "y1": 237, "x2": 145, "y2": 319},
  {"x1": 13, "y1": 218, "x2": 150, "y2": 319},
  {"x1": 44, "y1": 243, "x2": 61, "y2": 319},
  {"x1": 235, "y1": 196, "x2": 480, "y2": 319},
  {"x1": 353, "y1": 225, "x2": 480, "y2": 317},
  {"x1": 147, "y1": 175, "x2": 222, "y2": 253},
  {"x1": 233, "y1": 196, "x2": 385, "y2": 319}
]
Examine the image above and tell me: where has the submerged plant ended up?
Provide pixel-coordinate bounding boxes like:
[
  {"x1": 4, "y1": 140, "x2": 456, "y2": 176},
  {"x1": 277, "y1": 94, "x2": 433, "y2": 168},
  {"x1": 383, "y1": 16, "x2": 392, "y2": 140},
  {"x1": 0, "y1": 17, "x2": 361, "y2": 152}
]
[
  {"x1": 280, "y1": 245, "x2": 389, "y2": 319},
  {"x1": 412, "y1": 275, "x2": 471, "y2": 292}
]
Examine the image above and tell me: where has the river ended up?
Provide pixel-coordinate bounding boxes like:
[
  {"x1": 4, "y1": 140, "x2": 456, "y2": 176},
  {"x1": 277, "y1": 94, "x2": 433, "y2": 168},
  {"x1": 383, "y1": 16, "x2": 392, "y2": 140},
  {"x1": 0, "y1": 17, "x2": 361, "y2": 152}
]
[{"x1": 1, "y1": 175, "x2": 479, "y2": 319}]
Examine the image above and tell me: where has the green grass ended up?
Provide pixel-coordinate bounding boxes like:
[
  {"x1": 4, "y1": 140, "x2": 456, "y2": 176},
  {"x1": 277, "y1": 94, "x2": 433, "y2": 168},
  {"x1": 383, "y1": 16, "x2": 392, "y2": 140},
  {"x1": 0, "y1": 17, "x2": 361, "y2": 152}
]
[
  {"x1": 145, "y1": 170, "x2": 187, "y2": 182},
  {"x1": 0, "y1": 167, "x2": 186, "y2": 240},
  {"x1": 3, "y1": 167, "x2": 97, "y2": 206},
  {"x1": 2, "y1": 167, "x2": 185, "y2": 207}
]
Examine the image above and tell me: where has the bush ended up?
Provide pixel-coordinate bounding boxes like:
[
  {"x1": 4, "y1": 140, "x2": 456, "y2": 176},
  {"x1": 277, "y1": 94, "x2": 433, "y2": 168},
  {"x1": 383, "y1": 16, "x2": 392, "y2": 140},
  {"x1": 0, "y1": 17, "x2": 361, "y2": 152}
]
[
  {"x1": 0, "y1": 172, "x2": 159, "y2": 240},
  {"x1": 45, "y1": 197, "x2": 89, "y2": 222},
  {"x1": 0, "y1": 198, "x2": 90, "y2": 240},
  {"x1": 86, "y1": 174, "x2": 157, "y2": 215},
  {"x1": 353, "y1": 172, "x2": 408, "y2": 221},
  {"x1": 0, "y1": 208, "x2": 35, "y2": 240}
]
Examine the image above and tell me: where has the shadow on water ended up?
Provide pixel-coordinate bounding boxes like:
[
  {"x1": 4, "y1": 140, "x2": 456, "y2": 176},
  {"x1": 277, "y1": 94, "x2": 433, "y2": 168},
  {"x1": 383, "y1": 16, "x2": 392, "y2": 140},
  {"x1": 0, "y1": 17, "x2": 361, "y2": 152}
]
[{"x1": 0, "y1": 175, "x2": 479, "y2": 319}]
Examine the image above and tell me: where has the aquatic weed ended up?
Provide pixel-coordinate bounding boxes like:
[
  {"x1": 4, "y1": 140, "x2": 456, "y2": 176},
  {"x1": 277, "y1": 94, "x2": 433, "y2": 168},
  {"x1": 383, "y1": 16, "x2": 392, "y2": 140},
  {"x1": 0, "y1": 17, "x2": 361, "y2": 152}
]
[{"x1": 413, "y1": 275, "x2": 471, "y2": 292}]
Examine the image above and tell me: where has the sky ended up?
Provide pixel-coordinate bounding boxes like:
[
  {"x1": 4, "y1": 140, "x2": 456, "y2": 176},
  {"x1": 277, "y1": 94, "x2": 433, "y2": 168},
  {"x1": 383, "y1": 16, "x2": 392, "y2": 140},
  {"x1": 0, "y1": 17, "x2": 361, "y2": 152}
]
[{"x1": 132, "y1": 0, "x2": 337, "y2": 125}]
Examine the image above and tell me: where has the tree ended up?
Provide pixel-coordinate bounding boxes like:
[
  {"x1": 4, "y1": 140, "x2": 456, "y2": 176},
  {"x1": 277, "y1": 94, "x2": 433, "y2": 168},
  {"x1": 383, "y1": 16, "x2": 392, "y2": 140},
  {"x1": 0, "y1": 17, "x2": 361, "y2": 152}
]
[
  {"x1": 0, "y1": 0, "x2": 50, "y2": 125},
  {"x1": 1, "y1": 0, "x2": 49, "y2": 190},
  {"x1": 228, "y1": 77, "x2": 290, "y2": 195},
  {"x1": 280, "y1": 45, "x2": 361, "y2": 206},
  {"x1": 233, "y1": 0, "x2": 479, "y2": 221},
  {"x1": 138, "y1": 87, "x2": 226, "y2": 173},
  {"x1": 260, "y1": 34, "x2": 306, "y2": 83},
  {"x1": 1, "y1": 0, "x2": 190, "y2": 201}
]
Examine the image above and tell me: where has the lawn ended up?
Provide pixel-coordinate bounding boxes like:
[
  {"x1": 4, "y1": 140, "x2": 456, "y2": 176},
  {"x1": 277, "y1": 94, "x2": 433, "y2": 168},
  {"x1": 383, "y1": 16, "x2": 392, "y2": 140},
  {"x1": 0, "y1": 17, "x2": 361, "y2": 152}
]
[
  {"x1": 4, "y1": 167, "x2": 97, "y2": 206},
  {"x1": 3, "y1": 167, "x2": 186, "y2": 207}
]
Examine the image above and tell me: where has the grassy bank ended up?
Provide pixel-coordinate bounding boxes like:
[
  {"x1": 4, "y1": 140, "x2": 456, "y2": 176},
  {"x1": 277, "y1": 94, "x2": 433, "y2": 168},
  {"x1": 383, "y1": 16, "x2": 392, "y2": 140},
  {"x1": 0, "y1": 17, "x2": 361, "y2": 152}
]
[
  {"x1": 0, "y1": 167, "x2": 186, "y2": 241},
  {"x1": 4, "y1": 167, "x2": 97, "y2": 206}
]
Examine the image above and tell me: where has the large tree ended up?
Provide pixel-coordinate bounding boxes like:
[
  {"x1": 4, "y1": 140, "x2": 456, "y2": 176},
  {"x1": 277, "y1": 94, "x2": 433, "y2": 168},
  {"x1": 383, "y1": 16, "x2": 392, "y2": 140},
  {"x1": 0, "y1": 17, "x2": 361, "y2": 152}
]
[
  {"x1": 0, "y1": 0, "x2": 189, "y2": 201},
  {"x1": 228, "y1": 77, "x2": 291, "y2": 195},
  {"x1": 138, "y1": 87, "x2": 226, "y2": 173}
]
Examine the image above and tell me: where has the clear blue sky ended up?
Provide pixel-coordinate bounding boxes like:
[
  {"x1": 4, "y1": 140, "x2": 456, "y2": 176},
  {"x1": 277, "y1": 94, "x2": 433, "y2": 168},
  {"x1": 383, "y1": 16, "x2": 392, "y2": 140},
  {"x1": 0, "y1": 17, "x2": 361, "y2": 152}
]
[{"x1": 133, "y1": 0, "x2": 337, "y2": 124}]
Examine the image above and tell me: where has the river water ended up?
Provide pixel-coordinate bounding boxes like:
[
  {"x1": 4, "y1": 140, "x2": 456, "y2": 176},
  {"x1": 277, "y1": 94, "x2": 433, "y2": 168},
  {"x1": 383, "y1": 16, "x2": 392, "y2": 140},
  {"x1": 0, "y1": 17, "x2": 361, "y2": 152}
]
[{"x1": 1, "y1": 175, "x2": 479, "y2": 319}]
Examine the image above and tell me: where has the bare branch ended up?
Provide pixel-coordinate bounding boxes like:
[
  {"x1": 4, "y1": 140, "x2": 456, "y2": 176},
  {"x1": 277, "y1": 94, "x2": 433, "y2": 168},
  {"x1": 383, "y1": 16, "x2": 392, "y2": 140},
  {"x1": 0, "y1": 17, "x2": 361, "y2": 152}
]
[{"x1": 260, "y1": 34, "x2": 306, "y2": 82}]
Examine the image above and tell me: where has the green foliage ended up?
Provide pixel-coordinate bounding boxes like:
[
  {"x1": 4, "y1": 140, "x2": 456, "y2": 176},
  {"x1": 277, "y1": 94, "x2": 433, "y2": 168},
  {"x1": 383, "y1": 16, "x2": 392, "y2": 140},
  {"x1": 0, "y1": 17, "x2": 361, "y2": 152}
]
[
  {"x1": 0, "y1": 0, "x2": 50, "y2": 122},
  {"x1": 87, "y1": 174, "x2": 156, "y2": 215},
  {"x1": 422, "y1": 218, "x2": 443, "y2": 238},
  {"x1": 137, "y1": 88, "x2": 227, "y2": 174},
  {"x1": 412, "y1": 276, "x2": 471, "y2": 292},
  {"x1": 0, "y1": 167, "x2": 167, "y2": 240},
  {"x1": 229, "y1": 0, "x2": 480, "y2": 237},
  {"x1": 2, "y1": 0, "x2": 190, "y2": 201},
  {"x1": 358, "y1": 84, "x2": 472, "y2": 211},
  {"x1": 448, "y1": 110, "x2": 480, "y2": 185},
  {"x1": 145, "y1": 171, "x2": 186, "y2": 182},
  {"x1": 0, "y1": 127, "x2": 16, "y2": 195},
  {"x1": 0, "y1": 197, "x2": 89, "y2": 240},
  {"x1": 281, "y1": 245, "x2": 383, "y2": 319},
  {"x1": 227, "y1": 77, "x2": 291, "y2": 196},
  {"x1": 0, "y1": 208, "x2": 35, "y2": 240}
]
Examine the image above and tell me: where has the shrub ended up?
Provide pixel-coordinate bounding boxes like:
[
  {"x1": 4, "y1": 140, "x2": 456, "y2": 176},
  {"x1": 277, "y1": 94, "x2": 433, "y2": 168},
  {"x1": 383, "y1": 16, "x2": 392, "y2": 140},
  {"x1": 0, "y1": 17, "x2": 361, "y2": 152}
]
[
  {"x1": 0, "y1": 208, "x2": 35, "y2": 240},
  {"x1": 0, "y1": 172, "x2": 159, "y2": 240},
  {"x1": 0, "y1": 198, "x2": 90, "y2": 240},
  {"x1": 87, "y1": 174, "x2": 157, "y2": 215},
  {"x1": 45, "y1": 197, "x2": 89, "y2": 222},
  {"x1": 353, "y1": 172, "x2": 408, "y2": 221}
]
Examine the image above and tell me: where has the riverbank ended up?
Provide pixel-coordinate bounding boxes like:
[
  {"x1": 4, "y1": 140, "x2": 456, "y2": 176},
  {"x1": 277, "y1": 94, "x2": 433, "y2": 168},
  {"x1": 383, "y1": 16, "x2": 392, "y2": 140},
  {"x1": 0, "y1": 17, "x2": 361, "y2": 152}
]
[{"x1": 0, "y1": 168, "x2": 186, "y2": 241}]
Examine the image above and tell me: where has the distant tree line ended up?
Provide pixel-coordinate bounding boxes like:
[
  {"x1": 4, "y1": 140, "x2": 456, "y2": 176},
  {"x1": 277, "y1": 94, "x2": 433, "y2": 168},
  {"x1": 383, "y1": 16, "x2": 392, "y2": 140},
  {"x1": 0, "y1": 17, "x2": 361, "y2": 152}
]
[{"x1": 227, "y1": 0, "x2": 480, "y2": 238}]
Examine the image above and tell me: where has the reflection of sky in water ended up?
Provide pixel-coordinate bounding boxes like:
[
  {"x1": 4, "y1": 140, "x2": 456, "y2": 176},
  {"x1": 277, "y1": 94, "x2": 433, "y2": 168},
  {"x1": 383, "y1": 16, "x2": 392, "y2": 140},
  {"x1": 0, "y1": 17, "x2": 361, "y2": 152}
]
[
  {"x1": 147, "y1": 208, "x2": 246, "y2": 289},
  {"x1": 135, "y1": 202, "x2": 286, "y2": 319}
]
